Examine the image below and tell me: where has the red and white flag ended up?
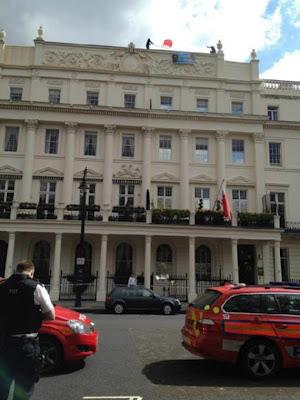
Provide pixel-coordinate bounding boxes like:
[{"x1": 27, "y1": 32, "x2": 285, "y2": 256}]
[
  {"x1": 219, "y1": 182, "x2": 232, "y2": 220},
  {"x1": 163, "y1": 39, "x2": 173, "y2": 47}
]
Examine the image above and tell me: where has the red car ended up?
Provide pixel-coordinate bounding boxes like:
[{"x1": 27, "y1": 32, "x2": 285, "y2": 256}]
[
  {"x1": 39, "y1": 305, "x2": 99, "y2": 373},
  {"x1": 182, "y1": 283, "x2": 300, "y2": 379}
]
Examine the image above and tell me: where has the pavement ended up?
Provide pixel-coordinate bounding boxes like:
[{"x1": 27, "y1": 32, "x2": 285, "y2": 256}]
[{"x1": 56, "y1": 300, "x2": 189, "y2": 313}]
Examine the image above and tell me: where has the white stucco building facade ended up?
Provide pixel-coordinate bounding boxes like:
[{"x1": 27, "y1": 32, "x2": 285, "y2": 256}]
[{"x1": 0, "y1": 28, "x2": 299, "y2": 302}]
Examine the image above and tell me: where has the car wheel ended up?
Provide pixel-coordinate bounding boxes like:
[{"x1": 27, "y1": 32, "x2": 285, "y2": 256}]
[
  {"x1": 40, "y1": 336, "x2": 63, "y2": 374},
  {"x1": 162, "y1": 303, "x2": 173, "y2": 315},
  {"x1": 113, "y1": 302, "x2": 125, "y2": 315},
  {"x1": 240, "y1": 338, "x2": 281, "y2": 379}
]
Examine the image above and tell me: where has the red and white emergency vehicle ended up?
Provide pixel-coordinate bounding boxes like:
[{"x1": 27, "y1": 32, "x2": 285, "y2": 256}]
[{"x1": 182, "y1": 283, "x2": 300, "y2": 378}]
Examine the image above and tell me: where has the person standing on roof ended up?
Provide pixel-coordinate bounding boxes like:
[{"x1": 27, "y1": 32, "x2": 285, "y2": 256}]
[{"x1": 146, "y1": 38, "x2": 153, "y2": 49}]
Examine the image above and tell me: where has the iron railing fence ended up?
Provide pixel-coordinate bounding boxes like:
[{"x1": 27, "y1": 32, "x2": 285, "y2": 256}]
[{"x1": 59, "y1": 271, "x2": 98, "y2": 301}]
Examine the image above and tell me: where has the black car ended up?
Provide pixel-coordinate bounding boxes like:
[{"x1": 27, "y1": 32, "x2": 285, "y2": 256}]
[{"x1": 105, "y1": 286, "x2": 181, "y2": 315}]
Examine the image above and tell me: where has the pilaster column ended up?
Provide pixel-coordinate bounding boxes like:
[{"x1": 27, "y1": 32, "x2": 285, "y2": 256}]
[
  {"x1": 5, "y1": 232, "x2": 15, "y2": 278},
  {"x1": 50, "y1": 233, "x2": 62, "y2": 301},
  {"x1": 102, "y1": 125, "x2": 115, "y2": 219},
  {"x1": 254, "y1": 132, "x2": 265, "y2": 212},
  {"x1": 63, "y1": 122, "x2": 77, "y2": 206},
  {"x1": 188, "y1": 236, "x2": 196, "y2": 302},
  {"x1": 216, "y1": 131, "x2": 228, "y2": 189},
  {"x1": 97, "y1": 235, "x2": 108, "y2": 301},
  {"x1": 144, "y1": 235, "x2": 152, "y2": 288},
  {"x1": 141, "y1": 127, "x2": 154, "y2": 208},
  {"x1": 274, "y1": 240, "x2": 282, "y2": 282},
  {"x1": 231, "y1": 239, "x2": 239, "y2": 283},
  {"x1": 179, "y1": 130, "x2": 190, "y2": 210},
  {"x1": 21, "y1": 120, "x2": 38, "y2": 202},
  {"x1": 262, "y1": 241, "x2": 272, "y2": 283}
]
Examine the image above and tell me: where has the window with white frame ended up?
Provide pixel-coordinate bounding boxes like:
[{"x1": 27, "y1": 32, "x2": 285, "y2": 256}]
[
  {"x1": 124, "y1": 94, "x2": 136, "y2": 108},
  {"x1": 86, "y1": 91, "x2": 99, "y2": 106},
  {"x1": 80, "y1": 183, "x2": 96, "y2": 205},
  {"x1": 0, "y1": 180, "x2": 15, "y2": 203},
  {"x1": 270, "y1": 192, "x2": 285, "y2": 227},
  {"x1": 39, "y1": 181, "x2": 56, "y2": 204},
  {"x1": 4, "y1": 127, "x2": 19, "y2": 152},
  {"x1": 196, "y1": 98, "x2": 208, "y2": 112},
  {"x1": 231, "y1": 101, "x2": 243, "y2": 115},
  {"x1": 84, "y1": 132, "x2": 97, "y2": 156},
  {"x1": 268, "y1": 106, "x2": 278, "y2": 121},
  {"x1": 119, "y1": 184, "x2": 134, "y2": 207},
  {"x1": 157, "y1": 186, "x2": 172, "y2": 209},
  {"x1": 160, "y1": 96, "x2": 172, "y2": 110},
  {"x1": 159, "y1": 135, "x2": 172, "y2": 161},
  {"x1": 232, "y1": 139, "x2": 245, "y2": 164},
  {"x1": 194, "y1": 187, "x2": 210, "y2": 209},
  {"x1": 48, "y1": 89, "x2": 61, "y2": 104},
  {"x1": 122, "y1": 134, "x2": 135, "y2": 158},
  {"x1": 232, "y1": 189, "x2": 247, "y2": 212},
  {"x1": 10, "y1": 87, "x2": 23, "y2": 101},
  {"x1": 195, "y1": 138, "x2": 208, "y2": 162},
  {"x1": 269, "y1": 142, "x2": 281, "y2": 166},
  {"x1": 45, "y1": 129, "x2": 59, "y2": 154}
]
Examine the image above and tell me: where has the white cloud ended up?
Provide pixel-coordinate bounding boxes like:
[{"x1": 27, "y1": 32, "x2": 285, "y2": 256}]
[
  {"x1": 261, "y1": 50, "x2": 300, "y2": 80},
  {"x1": 0, "y1": 0, "x2": 283, "y2": 62},
  {"x1": 133, "y1": 0, "x2": 282, "y2": 61},
  {"x1": 282, "y1": 0, "x2": 300, "y2": 27}
]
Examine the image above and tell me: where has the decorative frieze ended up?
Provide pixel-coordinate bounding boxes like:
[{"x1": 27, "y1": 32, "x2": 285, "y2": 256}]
[
  {"x1": 41, "y1": 48, "x2": 217, "y2": 77},
  {"x1": 113, "y1": 165, "x2": 141, "y2": 180}
]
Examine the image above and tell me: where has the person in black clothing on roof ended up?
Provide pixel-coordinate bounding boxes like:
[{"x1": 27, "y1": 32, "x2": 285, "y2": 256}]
[
  {"x1": 0, "y1": 260, "x2": 55, "y2": 400},
  {"x1": 146, "y1": 38, "x2": 153, "y2": 49}
]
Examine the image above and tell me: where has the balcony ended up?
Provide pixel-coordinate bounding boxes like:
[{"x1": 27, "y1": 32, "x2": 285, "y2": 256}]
[
  {"x1": 152, "y1": 209, "x2": 190, "y2": 225},
  {"x1": 285, "y1": 221, "x2": 300, "y2": 233},
  {"x1": 0, "y1": 202, "x2": 11, "y2": 219},
  {"x1": 17, "y1": 203, "x2": 57, "y2": 219},
  {"x1": 237, "y1": 212, "x2": 274, "y2": 228},
  {"x1": 109, "y1": 206, "x2": 146, "y2": 222},
  {"x1": 262, "y1": 79, "x2": 300, "y2": 96},
  {"x1": 195, "y1": 210, "x2": 230, "y2": 226},
  {"x1": 64, "y1": 204, "x2": 102, "y2": 221}
]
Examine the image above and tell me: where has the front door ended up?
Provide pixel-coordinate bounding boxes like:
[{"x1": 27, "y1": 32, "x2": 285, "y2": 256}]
[
  {"x1": 115, "y1": 243, "x2": 133, "y2": 284},
  {"x1": 238, "y1": 245, "x2": 256, "y2": 285},
  {"x1": 0, "y1": 240, "x2": 7, "y2": 277}
]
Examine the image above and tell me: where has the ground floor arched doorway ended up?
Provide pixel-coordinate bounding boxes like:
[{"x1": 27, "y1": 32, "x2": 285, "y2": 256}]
[{"x1": 115, "y1": 243, "x2": 133, "y2": 284}]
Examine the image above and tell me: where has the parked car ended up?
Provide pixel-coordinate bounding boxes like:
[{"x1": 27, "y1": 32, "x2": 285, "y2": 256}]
[
  {"x1": 182, "y1": 283, "x2": 300, "y2": 379},
  {"x1": 105, "y1": 286, "x2": 181, "y2": 315},
  {"x1": 39, "y1": 304, "x2": 99, "y2": 373}
]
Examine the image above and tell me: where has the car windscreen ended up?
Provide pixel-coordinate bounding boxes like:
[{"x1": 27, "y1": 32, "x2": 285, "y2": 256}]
[{"x1": 192, "y1": 290, "x2": 221, "y2": 309}]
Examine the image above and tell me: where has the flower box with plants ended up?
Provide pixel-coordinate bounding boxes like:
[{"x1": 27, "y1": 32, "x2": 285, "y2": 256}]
[
  {"x1": 195, "y1": 210, "x2": 229, "y2": 226},
  {"x1": 152, "y1": 209, "x2": 190, "y2": 224},
  {"x1": 238, "y1": 212, "x2": 274, "y2": 228}
]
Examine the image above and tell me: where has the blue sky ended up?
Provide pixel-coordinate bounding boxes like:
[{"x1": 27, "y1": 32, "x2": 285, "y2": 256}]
[{"x1": 0, "y1": 0, "x2": 300, "y2": 80}]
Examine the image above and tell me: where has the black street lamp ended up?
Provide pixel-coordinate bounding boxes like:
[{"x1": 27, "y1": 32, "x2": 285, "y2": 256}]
[{"x1": 74, "y1": 167, "x2": 88, "y2": 307}]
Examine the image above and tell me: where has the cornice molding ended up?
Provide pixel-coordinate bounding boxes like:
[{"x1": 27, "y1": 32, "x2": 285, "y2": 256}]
[{"x1": 0, "y1": 102, "x2": 268, "y2": 124}]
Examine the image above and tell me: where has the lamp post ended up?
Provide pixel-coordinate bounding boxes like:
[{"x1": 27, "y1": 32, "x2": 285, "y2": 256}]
[{"x1": 74, "y1": 167, "x2": 88, "y2": 307}]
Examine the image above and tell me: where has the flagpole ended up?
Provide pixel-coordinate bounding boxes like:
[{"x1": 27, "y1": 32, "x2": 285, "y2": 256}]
[{"x1": 213, "y1": 179, "x2": 225, "y2": 210}]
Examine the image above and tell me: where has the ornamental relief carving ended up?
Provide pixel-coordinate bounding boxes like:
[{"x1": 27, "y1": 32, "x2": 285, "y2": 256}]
[
  {"x1": 42, "y1": 48, "x2": 216, "y2": 77},
  {"x1": 113, "y1": 165, "x2": 141, "y2": 179}
]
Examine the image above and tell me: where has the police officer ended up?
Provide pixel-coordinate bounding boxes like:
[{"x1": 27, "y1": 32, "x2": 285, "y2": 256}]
[{"x1": 0, "y1": 260, "x2": 55, "y2": 400}]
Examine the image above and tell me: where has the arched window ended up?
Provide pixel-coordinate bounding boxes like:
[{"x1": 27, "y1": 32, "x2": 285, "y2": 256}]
[
  {"x1": 156, "y1": 244, "x2": 173, "y2": 277},
  {"x1": 33, "y1": 240, "x2": 50, "y2": 283},
  {"x1": 75, "y1": 241, "x2": 92, "y2": 277},
  {"x1": 115, "y1": 243, "x2": 133, "y2": 284},
  {"x1": 195, "y1": 245, "x2": 212, "y2": 280},
  {"x1": 0, "y1": 240, "x2": 8, "y2": 277}
]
